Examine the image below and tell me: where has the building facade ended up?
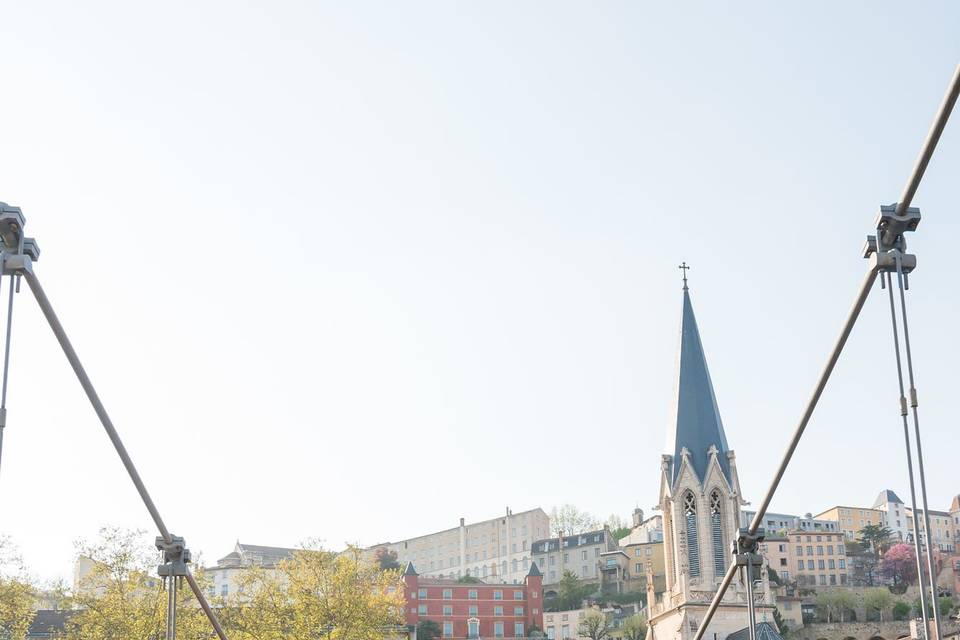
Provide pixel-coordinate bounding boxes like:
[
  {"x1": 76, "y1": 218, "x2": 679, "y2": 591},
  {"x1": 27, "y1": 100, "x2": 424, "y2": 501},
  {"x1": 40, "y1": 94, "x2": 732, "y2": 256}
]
[
  {"x1": 813, "y1": 506, "x2": 883, "y2": 541},
  {"x1": 402, "y1": 562, "x2": 543, "y2": 639},
  {"x1": 784, "y1": 531, "x2": 848, "y2": 587},
  {"x1": 204, "y1": 542, "x2": 298, "y2": 599},
  {"x1": 598, "y1": 540, "x2": 666, "y2": 596},
  {"x1": 619, "y1": 510, "x2": 664, "y2": 545},
  {"x1": 373, "y1": 508, "x2": 549, "y2": 584},
  {"x1": 646, "y1": 284, "x2": 774, "y2": 640},
  {"x1": 740, "y1": 511, "x2": 839, "y2": 536},
  {"x1": 531, "y1": 527, "x2": 619, "y2": 585}
]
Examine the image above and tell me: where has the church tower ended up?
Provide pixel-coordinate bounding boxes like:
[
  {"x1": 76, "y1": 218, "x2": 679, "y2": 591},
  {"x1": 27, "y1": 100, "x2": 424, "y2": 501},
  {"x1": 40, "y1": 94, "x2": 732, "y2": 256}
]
[{"x1": 647, "y1": 274, "x2": 774, "y2": 640}]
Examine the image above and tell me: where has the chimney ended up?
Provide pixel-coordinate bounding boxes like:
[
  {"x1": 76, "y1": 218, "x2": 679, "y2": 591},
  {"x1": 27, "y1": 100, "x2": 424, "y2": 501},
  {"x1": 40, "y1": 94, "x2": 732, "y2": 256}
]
[
  {"x1": 460, "y1": 517, "x2": 465, "y2": 527},
  {"x1": 633, "y1": 507, "x2": 644, "y2": 527}
]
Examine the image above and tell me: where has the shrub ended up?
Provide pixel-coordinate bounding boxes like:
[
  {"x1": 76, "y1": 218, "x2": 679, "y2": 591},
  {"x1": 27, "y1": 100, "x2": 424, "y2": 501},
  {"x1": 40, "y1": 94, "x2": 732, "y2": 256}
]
[{"x1": 892, "y1": 601, "x2": 911, "y2": 621}]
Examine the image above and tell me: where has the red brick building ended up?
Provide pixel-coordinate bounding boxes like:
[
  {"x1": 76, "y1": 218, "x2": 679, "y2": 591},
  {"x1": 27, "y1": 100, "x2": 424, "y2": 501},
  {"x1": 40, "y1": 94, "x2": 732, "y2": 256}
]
[{"x1": 403, "y1": 561, "x2": 544, "y2": 639}]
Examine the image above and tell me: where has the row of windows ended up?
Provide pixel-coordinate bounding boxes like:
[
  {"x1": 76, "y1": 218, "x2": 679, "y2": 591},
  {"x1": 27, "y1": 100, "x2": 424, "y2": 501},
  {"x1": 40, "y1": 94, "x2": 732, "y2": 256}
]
[
  {"x1": 796, "y1": 544, "x2": 844, "y2": 556},
  {"x1": 418, "y1": 605, "x2": 525, "y2": 616},
  {"x1": 441, "y1": 621, "x2": 525, "y2": 638},
  {"x1": 537, "y1": 547, "x2": 601, "y2": 566},
  {"x1": 796, "y1": 573, "x2": 848, "y2": 586},
  {"x1": 791, "y1": 535, "x2": 838, "y2": 543},
  {"x1": 797, "y1": 558, "x2": 846, "y2": 570},
  {"x1": 416, "y1": 588, "x2": 526, "y2": 600}
]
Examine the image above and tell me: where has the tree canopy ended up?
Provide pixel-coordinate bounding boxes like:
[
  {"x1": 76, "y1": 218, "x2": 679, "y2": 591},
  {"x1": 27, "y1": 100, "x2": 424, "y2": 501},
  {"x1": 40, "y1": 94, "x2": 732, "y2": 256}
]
[
  {"x1": 550, "y1": 505, "x2": 600, "y2": 536},
  {"x1": 549, "y1": 570, "x2": 597, "y2": 611},
  {"x1": 0, "y1": 536, "x2": 35, "y2": 640},
  {"x1": 882, "y1": 543, "x2": 918, "y2": 588},
  {"x1": 577, "y1": 610, "x2": 610, "y2": 640}
]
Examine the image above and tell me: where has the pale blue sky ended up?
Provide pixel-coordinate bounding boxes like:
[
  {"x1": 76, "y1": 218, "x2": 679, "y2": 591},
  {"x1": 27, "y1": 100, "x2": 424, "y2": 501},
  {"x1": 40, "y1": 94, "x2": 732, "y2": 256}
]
[{"x1": 1, "y1": 2, "x2": 959, "y2": 581}]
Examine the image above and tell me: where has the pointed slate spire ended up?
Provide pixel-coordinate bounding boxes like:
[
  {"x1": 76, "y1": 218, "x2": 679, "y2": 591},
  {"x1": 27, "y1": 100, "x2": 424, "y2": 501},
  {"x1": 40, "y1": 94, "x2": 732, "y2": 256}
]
[
  {"x1": 669, "y1": 286, "x2": 731, "y2": 485},
  {"x1": 404, "y1": 561, "x2": 418, "y2": 576},
  {"x1": 527, "y1": 561, "x2": 542, "y2": 578}
]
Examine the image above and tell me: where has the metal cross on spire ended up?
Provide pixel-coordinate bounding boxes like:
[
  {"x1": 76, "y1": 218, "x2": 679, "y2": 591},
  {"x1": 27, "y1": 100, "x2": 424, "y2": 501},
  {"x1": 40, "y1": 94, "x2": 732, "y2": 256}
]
[{"x1": 679, "y1": 262, "x2": 690, "y2": 290}]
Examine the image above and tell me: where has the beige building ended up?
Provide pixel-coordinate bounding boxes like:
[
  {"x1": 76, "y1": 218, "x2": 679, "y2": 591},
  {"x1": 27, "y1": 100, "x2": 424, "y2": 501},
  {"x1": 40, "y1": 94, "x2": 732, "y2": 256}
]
[
  {"x1": 907, "y1": 508, "x2": 957, "y2": 553},
  {"x1": 783, "y1": 531, "x2": 849, "y2": 588},
  {"x1": 543, "y1": 608, "x2": 593, "y2": 640},
  {"x1": 532, "y1": 527, "x2": 619, "y2": 585},
  {"x1": 813, "y1": 505, "x2": 883, "y2": 541},
  {"x1": 374, "y1": 507, "x2": 550, "y2": 584},
  {"x1": 598, "y1": 540, "x2": 666, "y2": 596}
]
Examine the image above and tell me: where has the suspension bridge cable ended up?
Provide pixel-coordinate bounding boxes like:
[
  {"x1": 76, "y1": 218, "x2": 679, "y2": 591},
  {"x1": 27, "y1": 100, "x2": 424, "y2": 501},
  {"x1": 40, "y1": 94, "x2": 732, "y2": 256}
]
[
  {"x1": 884, "y1": 269, "x2": 931, "y2": 639},
  {"x1": 894, "y1": 258, "x2": 943, "y2": 637}
]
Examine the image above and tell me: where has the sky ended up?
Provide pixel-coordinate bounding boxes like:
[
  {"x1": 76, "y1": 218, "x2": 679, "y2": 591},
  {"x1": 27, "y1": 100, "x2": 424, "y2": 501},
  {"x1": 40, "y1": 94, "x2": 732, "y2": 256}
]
[{"x1": 1, "y1": 2, "x2": 960, "y2": 583}]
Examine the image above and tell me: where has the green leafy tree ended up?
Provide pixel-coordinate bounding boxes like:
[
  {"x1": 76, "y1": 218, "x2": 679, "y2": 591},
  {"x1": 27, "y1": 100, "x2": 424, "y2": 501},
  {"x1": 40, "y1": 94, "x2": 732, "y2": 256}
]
[
  {"x1": 0, "y1": 536, "x2": 35, "y2": 640},
  {"x1": 221, "y1": 543, "x2": 404, "y2": 640},
  {"x1": 552, "y1": 570, "x2": 596, "y2": 611},
  {"x1": 834, "y1": 590, "x2": 858, "y2": 622},
  {"x1": 373, "y1": 547, "x2": 401, "y2": 571},
  {"x1": 858, "y1": 525, "x2": 893, "y2": 557},
  {"x1": 64, "y1": 527, "x2": 214, "y2": 640},
  {"x1": 912, "y1": 596, "x2": 954, "y2": 619},
  {"x1": 618, "y1": 614, "x2": 647, "y2": 640},
  {"x1": 417, "y1": 619, "x2": 441, "y2": 640},
  {"x1": 456, "y1": 575, "x2": 482, "y2": 584},
  {"x1": 815, "y1": 590, "x2": 857, "y2": 623},
  {"x1": 577, "y1": 610, "x2": 610, "y2": 640},
  {"x1": 771, "y1": 607, "x2": 789, "y2": 637},
  {"x1": 863, "y1": 587, "x2": 893, "y2": 621},
  {"x1": 892, "y1": 601, "x2": 911, "y2": 620}
]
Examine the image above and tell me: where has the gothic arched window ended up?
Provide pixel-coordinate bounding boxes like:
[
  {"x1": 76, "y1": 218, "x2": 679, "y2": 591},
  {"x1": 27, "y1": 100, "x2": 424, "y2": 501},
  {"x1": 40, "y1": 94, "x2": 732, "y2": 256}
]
[
  {"x1": 710, "y1": 489, "x2": 725, "y2": 574},
  {"x1": 683, "y1": 492, "x2": 701, "y2": 577}
]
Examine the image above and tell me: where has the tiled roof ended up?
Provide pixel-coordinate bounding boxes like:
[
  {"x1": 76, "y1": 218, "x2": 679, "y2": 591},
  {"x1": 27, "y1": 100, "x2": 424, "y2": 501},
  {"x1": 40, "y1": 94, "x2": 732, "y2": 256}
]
[
  {"x1": 726, "y1": 622, "x2": 784, "y2": 640},
  {"x1": 531, "y1": 529, "x2": 608, "y2": 554}
]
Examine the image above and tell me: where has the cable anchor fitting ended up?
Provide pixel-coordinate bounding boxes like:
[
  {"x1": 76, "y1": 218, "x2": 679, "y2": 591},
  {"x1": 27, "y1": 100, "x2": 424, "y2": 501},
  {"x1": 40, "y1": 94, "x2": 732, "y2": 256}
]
[
  {"x1": 157, "y1": 535, "x2": 192, "y2": 586},
  {"x1": 863, "y1": 203, "x2": 919, "y2": 282},
  {"x1": 732, "y1": 527, "x2": 765, "y2": 581}
]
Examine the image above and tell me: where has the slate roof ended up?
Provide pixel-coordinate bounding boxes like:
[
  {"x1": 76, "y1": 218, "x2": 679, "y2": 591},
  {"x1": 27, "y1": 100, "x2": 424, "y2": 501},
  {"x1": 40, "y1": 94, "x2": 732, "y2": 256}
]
[
  {"x1": 873, "y1": 489, "x2": 904, "y2": 507},
  {"x1": 531, "y1": 529, "x2": 608, "y2": 554},
  {"x1": 726, "y1": 621, "x2": 784, "y2": 640},
  {"x1": 668, "y1": 288, "x2": 731, "y2": 485},
  {"x1": 527, "y1": 561, "x2": 542, "y2": 577},
  {"x1": 25, "y1": 610, "x2": 75, "y2": 637},
  {"x1": 216, "y1": 542, "x2": 298, "y2": 568}
]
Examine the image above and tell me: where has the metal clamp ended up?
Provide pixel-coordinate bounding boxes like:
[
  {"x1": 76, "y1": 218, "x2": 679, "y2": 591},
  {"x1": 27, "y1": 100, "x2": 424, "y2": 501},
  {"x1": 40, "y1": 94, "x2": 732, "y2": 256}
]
[
  {"x1": 863, "y1": 204, "x2": 919, "y2": 279},
  {"x1": 157, "y1": 535, "x2": 192, "y2": 578}
]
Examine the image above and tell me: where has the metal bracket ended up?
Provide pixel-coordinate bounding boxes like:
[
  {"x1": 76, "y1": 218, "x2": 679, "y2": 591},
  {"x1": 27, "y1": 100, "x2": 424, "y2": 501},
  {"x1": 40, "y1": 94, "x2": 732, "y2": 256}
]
[
  {"x1": 0, "y1": 202, "x2": 40, "y2": 268},
  {"x1": 732, "y1": 527, "x2": 765, "y2": 580},
  {"x1": 863, "y1": 203, "x2": 919, "y2": 276},
  {"x1": 157, "y1": 535, "x2": 192, "y2": 579}
]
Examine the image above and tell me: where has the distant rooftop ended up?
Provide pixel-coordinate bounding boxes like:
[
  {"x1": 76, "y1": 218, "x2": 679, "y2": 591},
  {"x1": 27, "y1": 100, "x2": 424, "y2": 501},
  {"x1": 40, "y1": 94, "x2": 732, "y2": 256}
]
[
  {"x1": 531, "y1": 528, "x2": 608, "y2": 554},
  {"x1": 874, "y1": 489, "x2": 905, "y2": 507}
]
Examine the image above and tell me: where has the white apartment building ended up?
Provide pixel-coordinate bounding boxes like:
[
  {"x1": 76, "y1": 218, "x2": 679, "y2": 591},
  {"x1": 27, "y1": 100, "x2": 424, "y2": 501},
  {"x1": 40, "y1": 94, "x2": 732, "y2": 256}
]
[
  {"x1": 375, "y1": 507, "x2": 550, "y2": 584},
  {"x1": 618, "y1": 509, "x2": 663, "y2": 546},
  {"x1": 204, "y1": 542, "x2": 298, "y2": 599},
  {"x1": 739, "y1": 510, "x2": 839, "y2": 535}
]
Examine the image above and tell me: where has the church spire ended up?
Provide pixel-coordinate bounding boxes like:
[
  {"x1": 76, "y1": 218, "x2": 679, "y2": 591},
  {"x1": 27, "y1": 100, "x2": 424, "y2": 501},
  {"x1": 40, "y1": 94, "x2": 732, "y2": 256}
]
[{"x1": 669, "y1": 284, "x2": 731, "y2": 485}]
